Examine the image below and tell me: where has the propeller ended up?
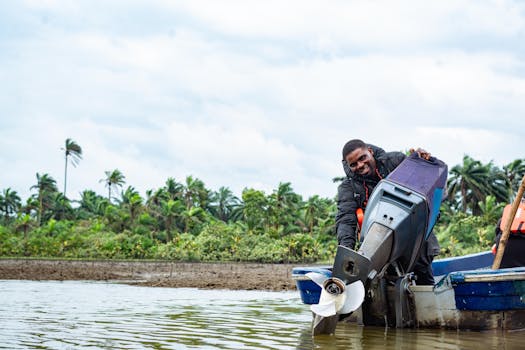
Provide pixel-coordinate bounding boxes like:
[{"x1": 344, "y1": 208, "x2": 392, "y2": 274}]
[{"x1": 305, "y1": 272, "x2": 365, "y2": 318}]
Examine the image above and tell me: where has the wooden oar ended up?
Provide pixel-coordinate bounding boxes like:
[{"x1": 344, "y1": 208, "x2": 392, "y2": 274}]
[{"x1": 492, "y1": 174, "x2": 525, "y2": 270}]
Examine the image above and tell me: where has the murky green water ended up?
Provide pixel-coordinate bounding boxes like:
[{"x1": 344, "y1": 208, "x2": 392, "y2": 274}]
[{"x1": 1, "y1": 280, "x2": 523, "y2": 349}]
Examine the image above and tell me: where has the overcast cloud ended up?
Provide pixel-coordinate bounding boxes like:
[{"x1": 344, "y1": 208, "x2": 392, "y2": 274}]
[{"x1": 1, "y1": 0, "x2": 524, "y2": 202}]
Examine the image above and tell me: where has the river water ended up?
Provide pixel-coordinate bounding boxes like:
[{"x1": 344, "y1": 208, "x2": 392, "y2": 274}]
[{"x1": 0, "y1": 280, "x2": 523, "y2": 349}]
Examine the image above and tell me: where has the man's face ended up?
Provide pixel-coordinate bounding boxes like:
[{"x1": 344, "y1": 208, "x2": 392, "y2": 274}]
[{"x1": 345, "y1": 147, "x2": 376, "y2": 177}]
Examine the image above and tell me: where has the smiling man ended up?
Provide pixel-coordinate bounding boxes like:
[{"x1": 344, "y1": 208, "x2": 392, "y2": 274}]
[{"x1": 335, "y1": 139, "x2": 439, "y2": 285}]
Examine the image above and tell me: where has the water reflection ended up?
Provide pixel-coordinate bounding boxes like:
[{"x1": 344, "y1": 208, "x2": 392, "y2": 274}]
[
  {"x1": 1, "y1": 280, "x2": 524, "y2": 349},
  {"x1": 298, "y1": 320, "x2": 525, "y2": 350},
  {"x1": 0, "y1": 280, "x2": 308, "y2": 349}
]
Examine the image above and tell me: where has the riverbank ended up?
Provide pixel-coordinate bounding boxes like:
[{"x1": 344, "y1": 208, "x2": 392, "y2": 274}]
[{"x1": 0, "y1": 259, "x2": 312, "y2": 291}]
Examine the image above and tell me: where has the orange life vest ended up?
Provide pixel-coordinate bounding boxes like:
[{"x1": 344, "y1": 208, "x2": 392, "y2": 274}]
[
  {"x1": 356, "y1": 207, "x2": 364, "y2": 241},
  {"x1": 500, "y1": 201, "x2": 525, "y2": 234},
  {"x1": 356, "y1": 207, "x2": 364, "y2": 229}
]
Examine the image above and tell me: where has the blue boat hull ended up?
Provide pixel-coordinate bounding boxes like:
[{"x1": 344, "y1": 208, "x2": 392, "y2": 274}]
[
  {"x1": 293, "y1": 251, "x2": 495, "y2": 305},
  {"x1": 448, "y1": 267, "x2": 525, "y2": 311},
  {"x1": 292, "y1": 267, "x2": 331, "y2": 305}
]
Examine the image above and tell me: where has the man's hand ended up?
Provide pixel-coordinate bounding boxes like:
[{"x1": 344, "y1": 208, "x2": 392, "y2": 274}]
[{"x1": 409, "y1": 148, "x2": 431, "y2": 160}]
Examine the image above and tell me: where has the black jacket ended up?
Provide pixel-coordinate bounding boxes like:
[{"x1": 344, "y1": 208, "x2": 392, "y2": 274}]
[
  {"x1": 494, "y1": 218, "x2": 525, "y2": 268},
  {"x1": 335, "y1": 144, "x2": 405, "y2": 248}
]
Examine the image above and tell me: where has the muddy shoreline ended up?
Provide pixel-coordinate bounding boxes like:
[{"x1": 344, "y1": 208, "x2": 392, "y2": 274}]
[{"x1": 0, "y1": 259, "x2": 318, "y2": 291}]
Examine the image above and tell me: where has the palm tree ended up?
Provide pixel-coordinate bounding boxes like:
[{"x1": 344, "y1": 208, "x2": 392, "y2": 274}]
[
  {"x1": 15, "y1": 213, "x2": 34, "y2": 235},
  {"x1": 50, "y1": 192, "x2": 74, "y2": 221},
  {"x1": 20, "y1": 196, "x2": 39, "y2": 217},
  {"x1": 181, "y1": 206, "x2": 206, "y2": 234},
  {"x1": 14, "y1": 214, "x2": 35, "y2": 255},
  {"x1": 100, "y1": 169, "x2": 126, "y2": 203},
  {"x1": 503, "y1": 159, "x2": 525, "y2": 200},
  {"x1": 165, "y1": 177, "x2": 184, "y2": 201},
  {"x1": 241, "y1": 188, "x2": 268, "y2": 232},
  {"x1": 76, "y1": 190, "x2": 108, "y2": 218},
  {"x1": 0, "y1": 188, "x2": 21, "y2": 222},
  {"x1": 301, "y1": 195, "x2": 332, "y2": 235},
  {"x1": 182, "y1": 175, "x2": 209, "y2": 209},
  {"x1": 487, "y1": 162, "x2": 508, "y2": 203},
  {"x1": 62, "y1": 138, "x2": 82, "y2": 198},
  {"x1": 30, "y1": 173, "x2": 58, "y2": 225},
  {"x1": 120, "y1": 186, "x2": 143, "y2": 222},
  {"x1": 478, "y1": 195, "x2": 505, "y2": 225},
  {"x1": 268, "y1": 182, "x2": 302, "y2": 233},
  {"x1": 145, "y1": 188, "x2": 166, "y2": 209},
  {"x1": 159, "y1": 199, "x2": 185, "y2": 240},
  {"x1": 447, "y1": 156, "x2": 481, "y2": 212},
  {"x1": 447, "y1": 155, "x2": 506, "y2": 215},
  {"x1": 209, "y1": 186, "x2": 241, "y2": 222}
]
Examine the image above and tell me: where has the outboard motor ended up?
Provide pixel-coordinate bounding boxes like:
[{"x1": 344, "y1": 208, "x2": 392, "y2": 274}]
[{"x1": 309, "y1": 153, "x2": 447, "y2": 334}]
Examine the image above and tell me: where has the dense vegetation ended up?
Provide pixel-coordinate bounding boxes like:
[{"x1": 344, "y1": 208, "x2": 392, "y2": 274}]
[{"x1": 1, "y1": 139, "x2": 524, "y2": 263}]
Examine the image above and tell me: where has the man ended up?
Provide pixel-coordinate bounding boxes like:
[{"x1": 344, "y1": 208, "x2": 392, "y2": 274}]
[{"x1": 335, "y1": 139, "x2": 440, "y2": 285}]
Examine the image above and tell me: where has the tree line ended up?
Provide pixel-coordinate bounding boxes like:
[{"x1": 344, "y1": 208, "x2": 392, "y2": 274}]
[{"x1": 0, "y1": 138, "x2": 524, "y2": 262}]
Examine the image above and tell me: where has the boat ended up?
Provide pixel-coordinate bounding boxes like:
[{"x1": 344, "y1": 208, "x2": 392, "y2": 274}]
[
  {"x1": 293, "y1": 251, "x2": 525, "y2": 330},
  {"x1": 295, "y1": 153, "x2": 525, "y2": 334}
]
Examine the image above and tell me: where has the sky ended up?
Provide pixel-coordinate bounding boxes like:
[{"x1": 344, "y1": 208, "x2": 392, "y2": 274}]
[{"x1": 1, "y1": 0, "x2": 525, "y2": 203}]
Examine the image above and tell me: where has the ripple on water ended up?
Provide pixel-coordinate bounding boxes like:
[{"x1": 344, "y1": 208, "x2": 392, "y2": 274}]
[
  {"x1": 0, "y1": 280, "x2": 309, "y2": 349},
  {"x1": 2, "y1": 280, "x2": 525, "y2": 349}
]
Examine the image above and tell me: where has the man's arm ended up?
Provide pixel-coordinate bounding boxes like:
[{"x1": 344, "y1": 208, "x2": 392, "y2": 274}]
[{"x1": 335, "y1": 180, "x2": 359, "y2": 249}]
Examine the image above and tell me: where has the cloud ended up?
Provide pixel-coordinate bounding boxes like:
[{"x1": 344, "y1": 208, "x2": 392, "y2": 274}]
[
  {"x1": 414, "y1": 126, "x2": 521, "y2": 167},
  {"x1": 1, "y1": 0, "x2": 525, "y2": 204},
  {"x1": 167, "y1": 1, "x2": 525, "y2": 48},
  {"x1": 162, "y1": 119, "x2": 303, "y2": 191}
]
